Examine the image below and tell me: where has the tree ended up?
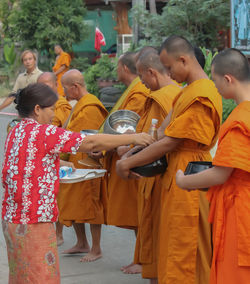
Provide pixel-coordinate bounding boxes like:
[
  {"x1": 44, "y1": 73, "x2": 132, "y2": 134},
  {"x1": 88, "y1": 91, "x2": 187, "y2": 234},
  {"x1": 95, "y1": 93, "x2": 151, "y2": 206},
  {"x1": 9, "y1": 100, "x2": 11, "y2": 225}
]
[
  {"x1": 132, "y1": 0, "x2": 230, "y2": 49},
  {"x1": 5, "y1": 0, "x2": 89, "y2": 54}
]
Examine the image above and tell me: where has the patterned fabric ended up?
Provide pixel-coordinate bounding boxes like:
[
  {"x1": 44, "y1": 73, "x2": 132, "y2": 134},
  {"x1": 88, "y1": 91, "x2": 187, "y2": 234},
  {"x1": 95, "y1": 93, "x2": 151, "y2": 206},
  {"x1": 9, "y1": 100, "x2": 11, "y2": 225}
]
[
  {"x1": 2, "y1": 221, "x2": 60, "y2": 284},
  {"x1": 2, "y1": 118, "x2": 84, "y2": 224}
]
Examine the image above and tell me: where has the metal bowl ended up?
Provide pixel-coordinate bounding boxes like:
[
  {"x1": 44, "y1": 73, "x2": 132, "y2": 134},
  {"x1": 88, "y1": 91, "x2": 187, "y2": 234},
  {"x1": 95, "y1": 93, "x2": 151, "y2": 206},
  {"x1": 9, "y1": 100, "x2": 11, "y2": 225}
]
[
  {"x1": 131, "y1": 148, "x2": 168, "y2": 177},
  {"x1": 80, "y1": 129, "x2": 99, "y2": 136},
  {"x1": 103, "y1": 110, "x2": 140, "y2": 135}
]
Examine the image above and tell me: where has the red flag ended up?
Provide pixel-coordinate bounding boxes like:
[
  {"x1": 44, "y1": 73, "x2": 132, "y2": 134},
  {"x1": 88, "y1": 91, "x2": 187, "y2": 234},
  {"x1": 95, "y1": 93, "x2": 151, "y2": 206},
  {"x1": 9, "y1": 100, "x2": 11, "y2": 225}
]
[{"x1": 95, "y1": 27, "x2": 106, "y2": 52}]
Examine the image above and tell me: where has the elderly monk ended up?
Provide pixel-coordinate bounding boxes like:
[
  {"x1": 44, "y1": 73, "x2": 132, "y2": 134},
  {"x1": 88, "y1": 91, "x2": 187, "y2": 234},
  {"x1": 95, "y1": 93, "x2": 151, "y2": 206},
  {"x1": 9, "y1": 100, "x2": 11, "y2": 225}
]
[
  {"x1": 102, "y1": 51, "x2": 150, "y2": 273},
  {"x1": 116, "y1": 35, "x2": 222, "y2": 284},
  {"x1": 37, "y1": 72, "x2": 72, "y2": 127},
  {"x1": 128, "y1": 51, "x2": 180, "y2": 283},
  {"x1": 57, "y1": 69, "x2": 108, "y2": 262},
  {"x1": 0, "y1": 50, "x2": 42, "y2": 111},
  {"x1": 176, "y1": 48, "x2": 250, "y2": 284},
  {"x1": 52, "y1": 45, "x2": 71, "y2": 97}
]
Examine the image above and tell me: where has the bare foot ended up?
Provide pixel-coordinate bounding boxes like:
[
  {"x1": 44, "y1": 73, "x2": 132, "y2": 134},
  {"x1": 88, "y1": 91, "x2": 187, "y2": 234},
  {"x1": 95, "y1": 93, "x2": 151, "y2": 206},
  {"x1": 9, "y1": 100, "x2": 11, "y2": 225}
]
[
  {"x1": 57, "y1": 237, "x2": 64, "y2": 246},
  {"x1": 123, "y1": 263, "x2": 142, "y2": 274},
  {"x1": 80, "y1": 251, "x2": 102, "y2": 262},
  {"x1": 62, "y1": 245, "x2": 90, "y2": 254},
  {"x1": 120, "y1": 262, "x2": 133, "y2": 271}
]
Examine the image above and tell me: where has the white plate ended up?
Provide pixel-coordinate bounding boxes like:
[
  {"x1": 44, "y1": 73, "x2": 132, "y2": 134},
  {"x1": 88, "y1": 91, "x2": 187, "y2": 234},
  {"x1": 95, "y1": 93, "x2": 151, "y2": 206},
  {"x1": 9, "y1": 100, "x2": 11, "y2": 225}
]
[{"x1": 60, "y1": 169, "x2": 107, "y2": 184}]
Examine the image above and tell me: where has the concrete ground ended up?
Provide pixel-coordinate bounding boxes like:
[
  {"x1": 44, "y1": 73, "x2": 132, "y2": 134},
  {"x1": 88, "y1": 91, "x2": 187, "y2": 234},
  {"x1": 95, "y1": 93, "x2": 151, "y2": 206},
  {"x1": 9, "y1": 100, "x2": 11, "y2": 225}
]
[{"x1": 0, "y1": 101, "x2": 147, "y2": 284}]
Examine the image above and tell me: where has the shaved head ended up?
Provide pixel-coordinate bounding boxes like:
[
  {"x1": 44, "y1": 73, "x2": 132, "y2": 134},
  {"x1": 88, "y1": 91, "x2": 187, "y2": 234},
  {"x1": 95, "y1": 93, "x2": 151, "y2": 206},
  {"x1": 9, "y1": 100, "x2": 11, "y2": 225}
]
[
  {"x1": 137, "y1": 50, "x2": 166, "y2": 74},
  {"x1": 135, "y1": 46, "x2": 159, "y2": 62},
  {"x1": 212, "y1": 48, "x2": 250, "y2": 82},
  {"x1": 160, "y1": 35, "x2": 195, "y2": 58},
  {"x1": 37, "y1": 72, "x2": 57, "y2": 92},
  {"x1": 119, "y1": 52, "x2": 137, "y2": 74},
  {"x1": 61, "y1": 69, "x2": 85, "y2": 86}
]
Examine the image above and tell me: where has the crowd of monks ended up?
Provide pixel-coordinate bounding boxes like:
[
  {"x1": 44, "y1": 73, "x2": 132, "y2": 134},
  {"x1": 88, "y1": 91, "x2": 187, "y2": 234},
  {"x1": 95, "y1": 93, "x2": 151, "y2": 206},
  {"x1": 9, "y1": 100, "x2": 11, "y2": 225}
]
[{"x1": 6, "y1": 35, "x2": 250, "y2": 284}]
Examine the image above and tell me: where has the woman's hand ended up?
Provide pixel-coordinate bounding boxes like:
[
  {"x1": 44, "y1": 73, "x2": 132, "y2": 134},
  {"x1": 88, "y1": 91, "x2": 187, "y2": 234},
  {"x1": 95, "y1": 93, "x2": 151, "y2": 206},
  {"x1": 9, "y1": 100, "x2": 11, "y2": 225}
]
[
  {"x1": 59, "y1": 160, "x2": 76, "y2": 171},
  {"x1": 133, "y1": 133, "x2": 155, "y2": 147}
]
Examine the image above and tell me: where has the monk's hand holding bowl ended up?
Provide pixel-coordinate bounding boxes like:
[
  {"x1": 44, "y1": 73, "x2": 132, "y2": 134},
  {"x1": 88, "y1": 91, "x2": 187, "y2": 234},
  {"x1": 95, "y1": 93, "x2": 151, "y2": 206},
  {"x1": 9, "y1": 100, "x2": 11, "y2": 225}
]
[
  {"x1": 116, "y1": 159, "x2": 141, "y2": 180},
  {"x1": 176, "y1": 170, "x2": 194, "y2": 192},
  {"x1": 132, "y1": 132, "x2": 155, "y2": 147},
  {"x1": 88, "y1": 151, "x2": 104, "y2": 161}
]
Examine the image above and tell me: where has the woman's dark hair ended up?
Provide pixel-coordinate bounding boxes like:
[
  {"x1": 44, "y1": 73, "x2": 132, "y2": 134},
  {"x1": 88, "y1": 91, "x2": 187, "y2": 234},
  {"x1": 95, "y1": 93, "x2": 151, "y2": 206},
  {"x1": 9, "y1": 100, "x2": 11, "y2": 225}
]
[{"x1": 11, "y1": 83, "x2": 58, "y2": 118}]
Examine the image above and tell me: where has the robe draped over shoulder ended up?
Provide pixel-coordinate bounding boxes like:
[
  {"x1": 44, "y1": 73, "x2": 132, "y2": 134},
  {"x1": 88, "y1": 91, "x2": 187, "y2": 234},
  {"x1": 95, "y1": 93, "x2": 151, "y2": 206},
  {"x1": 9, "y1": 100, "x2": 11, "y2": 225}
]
[
  {"x1": 52, "y1": 52, "x2": 71, "y2": 97},
  {"x1": 52, "y1": 96, "x2": 72, "y2": 127},
  {"x1": 106, "y1": 78, "x2": 150, "y2": 228},
  {"x1": 134, "y1": 84, "x2": 180, "y2": 278},
  {"x1": 158, "y1": 79, "x2": 222, "y2": 284},
  {"x1": 57, "y1": 94, "x2": 108, "y2": 226},
  {"x1": 207, "y1": 101, "x2": 250, "y2": 284}
]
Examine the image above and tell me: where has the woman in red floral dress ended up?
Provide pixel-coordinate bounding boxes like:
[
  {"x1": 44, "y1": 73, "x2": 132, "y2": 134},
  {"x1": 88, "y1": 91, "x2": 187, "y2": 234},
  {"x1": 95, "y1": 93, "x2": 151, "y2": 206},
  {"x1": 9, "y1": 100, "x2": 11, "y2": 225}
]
[{"x1": 1, "y1": 83, "x2": 153, "y2": 284}]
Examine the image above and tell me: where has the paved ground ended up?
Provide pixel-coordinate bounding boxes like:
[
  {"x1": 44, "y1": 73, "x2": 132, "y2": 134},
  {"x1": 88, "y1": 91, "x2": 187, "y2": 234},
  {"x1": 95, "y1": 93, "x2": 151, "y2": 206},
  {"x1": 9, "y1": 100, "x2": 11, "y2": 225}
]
[{"x1": 0, "y1": 101, "x2": 147, "y2": 284}]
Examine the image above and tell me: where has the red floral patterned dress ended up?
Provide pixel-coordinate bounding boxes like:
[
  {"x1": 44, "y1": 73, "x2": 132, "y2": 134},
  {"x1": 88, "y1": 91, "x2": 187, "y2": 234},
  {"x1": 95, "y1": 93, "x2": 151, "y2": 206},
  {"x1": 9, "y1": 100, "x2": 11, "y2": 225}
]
[{"x1": 1, "y1": 118, "x2": 85, "y2": 283}]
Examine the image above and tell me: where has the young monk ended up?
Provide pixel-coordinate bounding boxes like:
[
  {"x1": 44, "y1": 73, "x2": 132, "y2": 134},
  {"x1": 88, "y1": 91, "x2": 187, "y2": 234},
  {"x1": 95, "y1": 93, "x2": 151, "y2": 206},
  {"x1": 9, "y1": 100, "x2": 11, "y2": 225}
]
[
  {"x1": 37, "y1": 72, "x2": 72, "y2": 127},
  {"x1": 116, "y1": 35, "x2": 222, "y2": 284},
  {"x1": 176, "y1": 48, "x2": 250, "y2": 284},
  {"x1": 57, "y1": 69, "x2": 108, "y2": 262},
  {"x1": 104, "y1": 51, "x2": 150, "y2": 273},
  {"x1": 53, "y1": 45, "x2": 71, "y2": 97},
  {"x1": 128, "y1": 50, "x2": 180, "y2": 283}
]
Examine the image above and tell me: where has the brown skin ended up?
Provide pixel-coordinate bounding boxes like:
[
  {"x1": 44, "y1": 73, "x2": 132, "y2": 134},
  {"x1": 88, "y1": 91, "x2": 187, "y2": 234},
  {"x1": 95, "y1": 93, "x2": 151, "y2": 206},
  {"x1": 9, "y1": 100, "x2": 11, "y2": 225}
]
[
  {"x1": 116, "y1": 48, "x2": 208, "y2": 180},
  {"x1": 176, "y1": 66, "x2": 250, "y2": 190}
]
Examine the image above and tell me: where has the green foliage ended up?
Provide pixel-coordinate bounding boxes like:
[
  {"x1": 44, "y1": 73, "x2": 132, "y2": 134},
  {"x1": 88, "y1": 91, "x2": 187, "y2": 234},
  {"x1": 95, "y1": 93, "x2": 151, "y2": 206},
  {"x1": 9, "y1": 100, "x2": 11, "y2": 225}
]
[
  {"x1": 70, "y1": 56, "x2": 90, "y2": 72},
  {"x1": 133, "y1": 0, "x2": 230, "y2": 49},
  {"x1": 3, "y1": 41, "x2": 16, "y2": 65},
  {"x1": 200, "y1": 47, "x2": 218, "y2": 78},
  {"x1": 5, "y1": 0, "x2": 89, "y2": 55},
  {"x1": 84, "y1": 55, "x2": 118, "y2": 97},
  {"x1": 222, "y1": 98, "x2": 237, "y2": 123}
]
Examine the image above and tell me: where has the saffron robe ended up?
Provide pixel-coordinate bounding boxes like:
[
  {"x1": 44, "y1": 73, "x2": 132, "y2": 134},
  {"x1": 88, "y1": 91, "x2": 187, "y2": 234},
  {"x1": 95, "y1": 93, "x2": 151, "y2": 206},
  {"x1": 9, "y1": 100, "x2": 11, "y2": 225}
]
[
  {"x1": 207, "y1": 101, "x2": 250, "y2": 284},
  {"x1": 134, "y1": 84, "x2": 180, "y2": 279},
  {"x1": 52, "y1": 96, "x2": 72, "y2": 127},
  {"x1": 159, "y1": 79, "x2": 222, "y2": 284},
  {"x1": 106, "y1": 77, "x2": 150, "y2": 227},
  {"x1": 52, "y1": 52, "x2": 71, "y2": 97},
  {"x1": 57, "y1": 94, "x2": 108, "y2": 226}
]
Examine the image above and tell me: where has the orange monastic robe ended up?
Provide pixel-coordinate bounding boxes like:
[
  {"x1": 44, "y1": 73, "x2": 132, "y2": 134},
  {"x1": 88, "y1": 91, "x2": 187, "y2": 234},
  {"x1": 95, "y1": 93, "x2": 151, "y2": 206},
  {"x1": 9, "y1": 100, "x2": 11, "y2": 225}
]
[
  {"x1": 52, "y1": 51, "x2": 71, "y2": 97},
  {"x1": 207, "y1": 101, "x2": 250, "y2": 284},
  {"x1": 57, "y1": 94, "x2": 108, "y2": 226},
  {"x1": 134, "y1": 84, "x2": 180, "y2": 279},
  {"x1": 158, "y1": 79, "x2": 222, "y2": 284},
  {"x1": 106, "y1": 77, "x2": 150, "y2": 227},
  {"x1": 52, "y1": 96, "x2": 72, "y2": 127}
]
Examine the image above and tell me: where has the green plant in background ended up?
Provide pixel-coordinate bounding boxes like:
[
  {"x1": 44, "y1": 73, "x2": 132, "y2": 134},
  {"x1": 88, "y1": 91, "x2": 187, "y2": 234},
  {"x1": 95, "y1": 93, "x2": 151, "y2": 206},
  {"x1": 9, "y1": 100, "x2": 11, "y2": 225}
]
[
  {"x1": 70, "y1": 56, "x2": 90, "y2": 72},
  {"x1": 5, "y1": 0, "x2": 89, "y2": 57},
  {"x1": 132, "y1": 0, "x2": 230, "y2": 50},
  {"x1": 84, "y1": 55, "x2": 119, "y2": 97}
]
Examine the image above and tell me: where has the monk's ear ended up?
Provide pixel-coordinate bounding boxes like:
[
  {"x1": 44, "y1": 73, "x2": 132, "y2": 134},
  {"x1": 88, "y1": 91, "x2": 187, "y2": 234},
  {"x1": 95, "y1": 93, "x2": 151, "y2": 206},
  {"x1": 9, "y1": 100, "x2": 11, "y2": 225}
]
[
  {"x1": 148, "y1": 68, "x2": 157, "y2": 77},
  {"x1": 123, "y1": 64, "x2": 129, "y2": 73},
  {"x1": 224, "y1": 74, "x2": 233, "y2": 84},
  {"x1": 179, "y1": 55, "x2": 187, "y2": 66}
]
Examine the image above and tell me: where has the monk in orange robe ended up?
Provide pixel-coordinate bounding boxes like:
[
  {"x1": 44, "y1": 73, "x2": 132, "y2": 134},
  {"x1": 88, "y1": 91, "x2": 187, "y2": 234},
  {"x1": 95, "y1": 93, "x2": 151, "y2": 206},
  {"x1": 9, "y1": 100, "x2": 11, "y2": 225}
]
[
  {"x1": 176, "y1": 48, "x2": 250, "y2": 284},
  {"x1": 101, "y1": 51, "x2": 150, "y2": 273},
  {"x1": 116, "y1": 35, "x2": 222, "y2": 284},
  {"x1": 57, "y1": 69, "x2": 108, "y2": 262},
  {"x1": 131, "y1": 51, "x2": 180, "y2": 283},
  {"x1": 37, "y1": 72, "x2": 72, "y2": 127},
  {"x1": 52, "y1": 45, "x2": 71, "y2": 97}
]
